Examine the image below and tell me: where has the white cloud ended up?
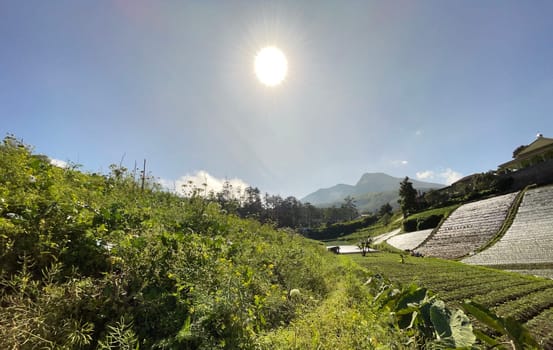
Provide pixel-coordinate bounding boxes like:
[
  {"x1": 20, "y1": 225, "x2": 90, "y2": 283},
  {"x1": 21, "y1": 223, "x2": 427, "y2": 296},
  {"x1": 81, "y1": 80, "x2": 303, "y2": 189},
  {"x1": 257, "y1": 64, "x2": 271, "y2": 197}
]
[
  {"x1": 441, "y1": 168, "x2": 463, "y2": 185},
  {"x1": 391, "y1": 160, "x2": 408, "y2": 166},
  {"x1": 50, "y1": 158, "x2": 68, "y2": 168},
  {"x1": 160, "y1": 170, "x2": 249, "y2": 197},
  {"x1": 415, "y1": 130, "x2": 423, "y2": 136},
  {"x1": 416, "y1": 170, "x2": 435, "y2": 180},
  {"x1": 416, "y1": 168, "x2": 463, "y2": 185}
]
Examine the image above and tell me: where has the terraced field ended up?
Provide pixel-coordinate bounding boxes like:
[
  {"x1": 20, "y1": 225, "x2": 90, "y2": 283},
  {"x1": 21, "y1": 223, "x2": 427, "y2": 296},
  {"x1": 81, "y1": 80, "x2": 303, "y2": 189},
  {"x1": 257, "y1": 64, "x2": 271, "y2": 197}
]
[
  {"x1": 415, "y1": 192, "x2": 519, "y2": 259},
  {"x1": 386, "y1": 229, "x2": 432, "y2": 251},
  {"x1": 372, "y1": 228, "x2": 400, "y2": 244},
  {"x1": 464, "y1": 185, "x2": 553, "y2": 278},
  {"x1": 351, "y1": 253, "x2": 553, "y2": 349}
]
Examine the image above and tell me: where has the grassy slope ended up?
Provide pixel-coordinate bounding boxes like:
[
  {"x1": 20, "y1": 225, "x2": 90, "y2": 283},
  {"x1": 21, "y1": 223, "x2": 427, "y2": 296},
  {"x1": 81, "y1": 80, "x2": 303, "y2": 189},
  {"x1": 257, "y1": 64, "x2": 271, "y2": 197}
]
[
  {"x1": 404, "y1": 204, "x2": 460, "y2": 222},
  {"x1": 324, "y1": 214, "x2": 403, "y2": 245},
  {"x1": 350, "y1": 252, "x2": 553, "y2": 348}
]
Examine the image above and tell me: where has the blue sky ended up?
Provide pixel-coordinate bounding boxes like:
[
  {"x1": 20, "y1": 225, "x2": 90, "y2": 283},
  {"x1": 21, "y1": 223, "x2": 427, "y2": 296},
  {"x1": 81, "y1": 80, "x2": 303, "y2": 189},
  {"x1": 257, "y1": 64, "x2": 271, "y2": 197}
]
[{"x1": 2, "y1": 1, "x2": 553, "y2": 198}]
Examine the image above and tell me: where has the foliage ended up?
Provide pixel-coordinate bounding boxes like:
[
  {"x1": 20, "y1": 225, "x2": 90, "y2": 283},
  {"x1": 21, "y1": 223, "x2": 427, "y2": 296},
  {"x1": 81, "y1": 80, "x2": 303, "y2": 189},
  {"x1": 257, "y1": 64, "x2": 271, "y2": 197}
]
[
  {"x1": 379, "y1": 203, "x2": 393, "y2": 217},
  {"x1": 420, "y1": 172, "x2": 515, "y2": 211},
  {"x1": 512, "y1": 145, "x2": 527, "y2": 159},
  {"x1": 402, "y1": 219, "x2": 418, "y2": 233},
  {"x1": 258, "y1": 258, "x2": 478, "y2": 349},
  {"x1": 324, "y1": 212, "x2": 403, "y2": 245},
  {"x1": 398, "y1": 177, "x2": 418, "y2": 217},
  {"x1": 352, "y1": 253, "x2": 553, "y2": 347},
  {"x1": 357, "y1": 237, "x2": 373, "y2": 257},
  {"x1": 403, "y1": 214, "x2": 443, "y2": 232},
  {"x1": 402, "y1": 205, "x2": 459, "y2": 232},
  {"x1": 366, "y1": 277, "x2": 476, "y2": 348},
  {"x1": 210, "y1": 186, "x2": 360, "y2": 230},
  {"x1": 302, "y1": 214, "x2": 378, "y2": 241},
  {"x1": 462, "y1": 301, "x2": 539, "y2": 350},
  {"x1": 0, "y1": 137, "x2": 334, "y2": 349},
  {"x1": 257, "y1": 260, "x2": 401, "y2": 349}
]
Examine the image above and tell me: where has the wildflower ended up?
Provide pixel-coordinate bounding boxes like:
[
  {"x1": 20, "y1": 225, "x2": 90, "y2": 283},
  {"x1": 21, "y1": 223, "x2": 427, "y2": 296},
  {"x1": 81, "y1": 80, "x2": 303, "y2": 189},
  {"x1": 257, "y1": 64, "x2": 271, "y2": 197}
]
[{"x1": 289, "y1": 289, "x2": 301, "y2": 298}]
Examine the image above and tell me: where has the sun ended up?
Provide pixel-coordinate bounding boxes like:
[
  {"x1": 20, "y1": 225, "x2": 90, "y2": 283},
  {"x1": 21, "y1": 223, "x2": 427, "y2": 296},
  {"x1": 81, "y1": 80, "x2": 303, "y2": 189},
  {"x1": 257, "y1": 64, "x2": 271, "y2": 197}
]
[{"x1": 254, "y1": 46, "x2": 288, "y2": 87}]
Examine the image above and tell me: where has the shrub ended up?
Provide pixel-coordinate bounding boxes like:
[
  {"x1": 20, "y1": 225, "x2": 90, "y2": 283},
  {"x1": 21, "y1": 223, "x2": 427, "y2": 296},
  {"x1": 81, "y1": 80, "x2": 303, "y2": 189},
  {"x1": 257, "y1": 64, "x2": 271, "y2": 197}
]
[
  {"x1": 403, "y1": 218, "x2": 418, "y2": 232},
  {"x1": 416, "y1": 214, "x2": 443, "y2": 230}
]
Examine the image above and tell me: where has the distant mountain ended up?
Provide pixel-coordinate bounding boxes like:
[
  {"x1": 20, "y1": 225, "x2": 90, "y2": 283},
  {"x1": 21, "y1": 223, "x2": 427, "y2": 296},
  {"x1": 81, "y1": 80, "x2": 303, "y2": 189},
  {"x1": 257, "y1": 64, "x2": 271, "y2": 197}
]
[{"x1": 301, "y1": 172, "x2": 444, "y2": 213}]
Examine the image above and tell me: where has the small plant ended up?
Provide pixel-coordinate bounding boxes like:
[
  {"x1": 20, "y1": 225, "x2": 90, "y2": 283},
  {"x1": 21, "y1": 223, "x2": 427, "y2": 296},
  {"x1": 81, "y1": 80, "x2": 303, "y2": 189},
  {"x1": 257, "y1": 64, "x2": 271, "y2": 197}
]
[
  {"x1": 357, "y1": 237, "x2": 372, "y2": 256},
  {"x1": 97, "y1": 317, "x2": 139, "y2": 350}
]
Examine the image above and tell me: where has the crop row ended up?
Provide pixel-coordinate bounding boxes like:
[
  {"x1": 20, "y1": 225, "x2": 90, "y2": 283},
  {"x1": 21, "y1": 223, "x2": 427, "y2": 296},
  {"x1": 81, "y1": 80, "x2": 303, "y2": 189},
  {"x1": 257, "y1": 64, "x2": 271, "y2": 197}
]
[
  {"x1": 507, "y1": 268, "x2": 553, "y2": 279},
  {"x1": 493, "y1": 288, "x2": 553, "y2": 323},
  {"x1": 429, "y1": 275, "x2": 512, "y2": 294},
  {"x1": 525, "y1": 307, "x2": 553, "y2": 349},
  {"x1": 473, "y1": 281, "x2": 553, "y2": 307},
  {"x1": 440, "y1": 280, "x2": 542, "y2": 303},
  {"x1": 351, "y1": 253, "x2": 553, "y2": 348}
]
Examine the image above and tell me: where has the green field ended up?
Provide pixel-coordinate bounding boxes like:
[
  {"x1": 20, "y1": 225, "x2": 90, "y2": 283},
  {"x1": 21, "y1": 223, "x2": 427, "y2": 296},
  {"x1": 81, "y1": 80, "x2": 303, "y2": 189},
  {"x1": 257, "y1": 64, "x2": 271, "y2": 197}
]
[
  {"x1": 324, "y1": 216, "x2": 403, "y2": 246},
  {"x1": 350, "y1": 253, "x2": 553, "y2": 349}
]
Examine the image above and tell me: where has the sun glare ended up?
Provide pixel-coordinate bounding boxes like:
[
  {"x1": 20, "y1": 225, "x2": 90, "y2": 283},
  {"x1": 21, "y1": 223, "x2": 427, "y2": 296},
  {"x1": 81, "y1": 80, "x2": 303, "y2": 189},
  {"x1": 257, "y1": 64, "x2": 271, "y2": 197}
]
[{"x1": 254, "y1": 46, "x2": 288, "y2": 87}]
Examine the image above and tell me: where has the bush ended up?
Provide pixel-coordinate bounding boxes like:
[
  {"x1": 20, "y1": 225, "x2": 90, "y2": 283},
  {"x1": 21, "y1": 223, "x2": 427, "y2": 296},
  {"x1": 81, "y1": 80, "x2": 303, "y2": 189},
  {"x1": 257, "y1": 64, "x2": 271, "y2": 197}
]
[
  {"x1": 403, "y1": 218, "x2": 418, "y2": 232},
  {"x1": 416, "y1": 214, "x2": 443, "y2": 230}
]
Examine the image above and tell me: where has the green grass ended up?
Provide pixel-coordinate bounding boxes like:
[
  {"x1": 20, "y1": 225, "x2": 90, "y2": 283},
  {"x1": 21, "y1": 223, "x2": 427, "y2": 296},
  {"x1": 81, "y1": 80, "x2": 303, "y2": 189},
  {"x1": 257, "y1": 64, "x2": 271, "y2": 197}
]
[
  {"x1": 325, "y1": 214, "x2": 403, "y2": 245},
  {"x1": 404, "y1": 204, "x2": 460, "y2": 222},
  {"x1": 349, "y1": 252, "x2": 553, "y2": 347}
]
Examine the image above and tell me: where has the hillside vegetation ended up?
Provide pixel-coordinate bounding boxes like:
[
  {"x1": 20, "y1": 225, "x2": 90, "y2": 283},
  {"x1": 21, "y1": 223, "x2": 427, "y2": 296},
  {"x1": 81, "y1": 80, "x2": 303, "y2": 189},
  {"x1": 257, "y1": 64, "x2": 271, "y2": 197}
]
[{"x1": 0, "y1": 137, "x2": 487, "y2": 349}]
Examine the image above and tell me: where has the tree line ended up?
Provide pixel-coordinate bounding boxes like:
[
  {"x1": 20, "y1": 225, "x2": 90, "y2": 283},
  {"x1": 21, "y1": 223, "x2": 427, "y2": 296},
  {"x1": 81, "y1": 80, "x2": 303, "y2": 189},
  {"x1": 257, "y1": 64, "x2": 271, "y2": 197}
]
[{"x1": 180, "y1": 181, "x2": 359, "y2": 229}]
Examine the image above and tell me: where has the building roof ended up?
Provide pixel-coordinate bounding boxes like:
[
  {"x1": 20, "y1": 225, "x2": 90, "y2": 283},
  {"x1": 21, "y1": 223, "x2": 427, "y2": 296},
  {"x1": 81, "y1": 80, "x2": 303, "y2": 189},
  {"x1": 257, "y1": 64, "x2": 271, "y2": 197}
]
[
  {"x1": 499, "y1": 135, "x2": 553, "y2": 170},
  {"x1": 516, "y1": 135, "x2": 553, "y2": 157}
]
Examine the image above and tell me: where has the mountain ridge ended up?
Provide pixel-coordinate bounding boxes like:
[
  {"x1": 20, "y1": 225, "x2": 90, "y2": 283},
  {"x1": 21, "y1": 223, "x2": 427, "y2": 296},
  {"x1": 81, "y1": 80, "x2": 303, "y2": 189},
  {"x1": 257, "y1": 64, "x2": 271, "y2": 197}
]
[{"x1": 301, "y1": 172, "x2": 444, "y2": 213}]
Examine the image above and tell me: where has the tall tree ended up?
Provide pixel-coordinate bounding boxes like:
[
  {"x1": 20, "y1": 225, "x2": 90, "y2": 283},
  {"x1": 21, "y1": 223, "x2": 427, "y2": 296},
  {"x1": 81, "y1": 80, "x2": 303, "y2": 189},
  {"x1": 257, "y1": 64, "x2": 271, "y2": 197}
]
[
  {"x1": 239, "y1": 186, "x2": 263, "y2": 218},
  {"x1": 341, "y1": 196, "x2": 358, "y2": 221},
  {"x1": 378, "y1": 203, "x2": 393, "y2": 217},
  {"x1": 512, "y1": 144, "x2": 527, "y2": 159},
  {"x1": 398, "y1": 177, "x2": 417, "y2": 217}
]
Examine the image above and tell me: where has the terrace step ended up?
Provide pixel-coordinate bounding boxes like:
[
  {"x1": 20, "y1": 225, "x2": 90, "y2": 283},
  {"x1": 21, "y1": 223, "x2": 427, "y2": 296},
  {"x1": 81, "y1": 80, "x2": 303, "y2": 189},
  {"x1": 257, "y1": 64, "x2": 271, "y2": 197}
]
[
  {"x1": 386, "y1": 229, "x2": 432, "y2": 251},
  {"x1": 464, "y1": 185, "x2": 553, "y2": 275},
  {"x1": 415, "y1": 192, "x2": 519, "y2": 259}
]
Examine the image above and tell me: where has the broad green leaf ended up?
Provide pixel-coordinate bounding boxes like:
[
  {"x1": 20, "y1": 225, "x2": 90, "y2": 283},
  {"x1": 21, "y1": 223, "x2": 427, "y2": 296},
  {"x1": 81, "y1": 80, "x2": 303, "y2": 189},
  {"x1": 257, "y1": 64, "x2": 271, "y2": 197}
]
[{"x1": 461, "y1": 300, "x2": 505, "y2": 334}]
